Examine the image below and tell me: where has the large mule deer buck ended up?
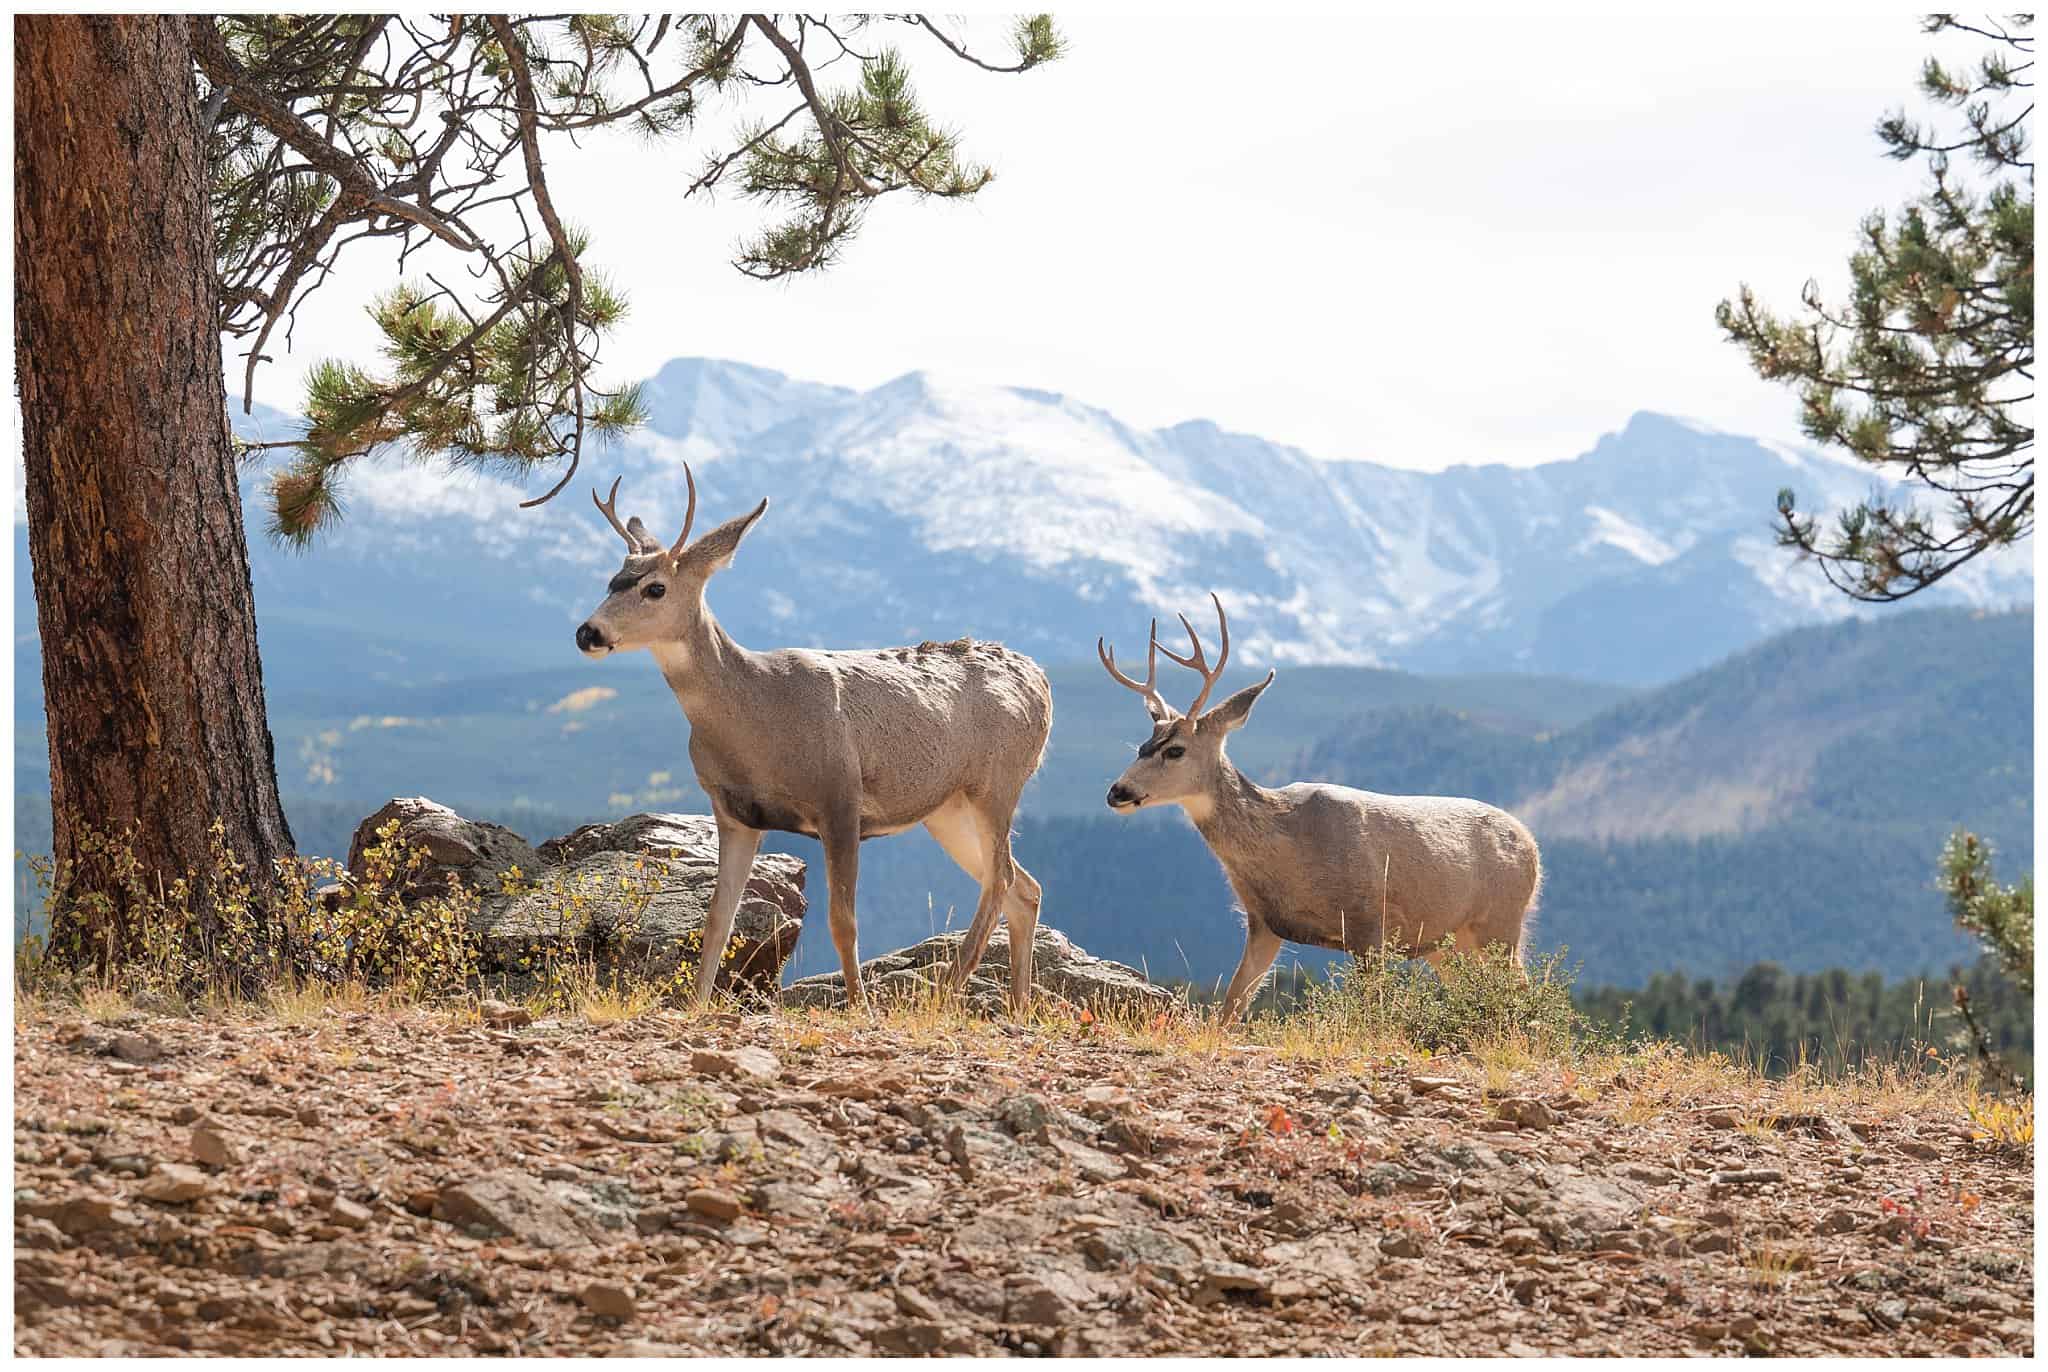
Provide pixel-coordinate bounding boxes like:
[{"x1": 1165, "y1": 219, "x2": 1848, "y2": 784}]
[
  {"x1": 574, "y1": 465, "x2": 1053, "y2": 1014},
  {"x1": 1098, "y1": 595, "x2": 1541, "y2": 1024}
]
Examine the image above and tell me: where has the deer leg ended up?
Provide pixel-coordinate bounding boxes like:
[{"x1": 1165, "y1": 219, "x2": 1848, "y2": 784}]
[
  {"x1": 1218, "y1": 922, "x2": 1284, "y2": 1026},
  {"x1": 820, "y1": 819, "x2": 867, "y2": 1014},
  {"x1": 949, "y1": 836, "x2": 1012, "y2": 999},
  {"x1": 1001, "y1": 859, "x2": 1043, "y2": 1017},
  {"x1": 691, "y1": 816, "x2": 764, "y2": 1010}
]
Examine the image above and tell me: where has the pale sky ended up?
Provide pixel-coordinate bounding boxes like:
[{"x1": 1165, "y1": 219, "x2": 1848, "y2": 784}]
[{"x1": 254, "y1": 12, "x2": 1962, "y2": 471}]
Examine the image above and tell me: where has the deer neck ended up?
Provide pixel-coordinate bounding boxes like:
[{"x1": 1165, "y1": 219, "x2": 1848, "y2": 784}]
[
  {"x1": 1184, "y1": 756, "x2": 1273, "y2": 840},
  {"x1": 649, "y1": 599, "x2": 755, "y2": 715}
]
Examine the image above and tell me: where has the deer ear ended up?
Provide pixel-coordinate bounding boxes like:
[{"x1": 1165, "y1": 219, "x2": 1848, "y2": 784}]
[
  {"x1": 1201, "y1": 669, "x2": 1275, "y2": 734},
  {"x1": 680, "y1": 497, "x2": 769, "y2": 576}
]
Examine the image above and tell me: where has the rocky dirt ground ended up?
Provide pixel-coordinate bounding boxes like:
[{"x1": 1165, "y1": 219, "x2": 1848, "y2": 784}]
[{"x1": 13, "y1": 1001, "x2": 2035, "y2": 1357}]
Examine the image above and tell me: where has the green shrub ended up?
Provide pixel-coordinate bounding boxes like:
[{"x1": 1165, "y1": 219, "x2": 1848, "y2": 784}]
[{"x1": 1293, "y1": 941, "x2": 1615, "y2": 1056}]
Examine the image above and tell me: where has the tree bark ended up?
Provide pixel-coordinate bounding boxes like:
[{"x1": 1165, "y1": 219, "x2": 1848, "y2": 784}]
[{"x1": 15, "y1": 15, "x2": 293, "y2": 960}]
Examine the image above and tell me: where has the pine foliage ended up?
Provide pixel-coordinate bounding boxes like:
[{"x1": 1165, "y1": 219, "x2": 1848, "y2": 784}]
[
  {"x1": 1717, "y1": 15, "x2": 2033, "y2": 600},
  {"x1": 1940, "y1": 829, "x2": 2035, "y2": 992},
  {"x1": 191, "y1": 14, "x2": 1059, "y2": 543}
]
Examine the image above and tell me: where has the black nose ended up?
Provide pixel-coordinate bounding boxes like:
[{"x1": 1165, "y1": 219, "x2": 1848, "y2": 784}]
[
  {"x1": 1107, "y1": 784, "x2": 1135, "y2": 808},
  {"x1": 575, "y1": 622, "x2": 605, "y2": 652}
]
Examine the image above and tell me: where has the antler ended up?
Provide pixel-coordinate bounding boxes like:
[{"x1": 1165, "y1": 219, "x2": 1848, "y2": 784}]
[
  {"x1": 666, "y1": 461, "x2": 699, "y2": 558},
  {"x1": 593, "y1": 476, "x2": 641, "y2": 551},
  {"x1": 1098, "y1": 618, "x2": 1168, "y2": 717},
  {"x1": 1157, "y1": 592, "x2": 1231, "y2": 717}
]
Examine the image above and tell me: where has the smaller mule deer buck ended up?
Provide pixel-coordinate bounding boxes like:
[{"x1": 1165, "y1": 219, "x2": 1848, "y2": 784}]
[
  {"x1": 575, "y1": 465, "x2": 1053, "y2": 1013},
  {"x1": 1099, "y1": 595, "x2": 1541, "y2": 1023}
]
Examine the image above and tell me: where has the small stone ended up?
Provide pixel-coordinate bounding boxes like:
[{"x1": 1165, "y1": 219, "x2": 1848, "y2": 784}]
[
  {"x1": 1408, "y1": 1075, "x2": 1461, "y2": 1096},
  {"x1": 1898, "y1": 1140, "x2": 1942, "y2": 1161},
  {"x1": 327, "y1": 1197, "x2": 373, "y2": 1230},
  {"x1": 1619, "y1": 1163, "x2": 1680, "y2": 1185},
  {"x1": 894, "y1": 1288, "x2": 944, "y2": 1321},
  {"x1": 140, "y1": 1163, "x2": 213, "y2": 1204},
  {"x1": 1397, "y1": 1305, "x2": 1445, "y2": 1325},
  {"x1": 580, "y1": 1281, "x2": 636, "y2": 1319},
  {"x1": 1190, "y1": 1261, "x2": 1272, "y2": 1307},
  {"x1": 110, "y1": 1033, "x2": 163, "y2": 1064},
  {"x1": 996, "y1": 1095, "x2": 1052, "y2": 1141},
  {"x1": 1379, "y1": 1231, "x2": 1425, "y2": 1259},
  {"x1": 1709, "y1": 1168, "x2": 1783, "y2": 1187},
  {"x1": 45, "y1": 1195, "x2": 141, "y2": 1236},
  {"x1": 481, "y1": 999, "x2": 533, "y2": 1029},
  {"x1": 693, "y1": 1046, "x2": 779, "y2": 1082},
  {"x1": 190, "y1": 1125, "x2": 241, "y2": 1169},
  {"x1": 170, "y1": 1104, "x2": 204, "y2": 1126},
  {"x1": 17, "y1": 1216, "x2": 71, "y2": 1250},
  {"x1": 685, "y1": 1187, "x2": 743, "y2": 1222},
  {"x1": 1691, "y1": 1321, "x2": 1729, "y2": 1347},
  {"x1": 1690, "y1": 1231, "x2": 1736, "y2": 1255},
  {"x1": 1496, "y1": 1097, "x2": 1560, "y2": 1130},
  {"x1": 872, "y1": 1323, "x2": 947, "y2": 1355},
  {"x1": 296, "y1": 1106, "x2": 323, "y2": 1127},
  {"x1": 1817, "y1": 1209, "x2": 1859, "y2": 1235}
]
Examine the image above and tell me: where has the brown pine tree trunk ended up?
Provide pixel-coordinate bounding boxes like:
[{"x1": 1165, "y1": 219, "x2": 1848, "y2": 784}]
[{"x1": 15, "y1": 15, "x2": 294, "y2": 963}]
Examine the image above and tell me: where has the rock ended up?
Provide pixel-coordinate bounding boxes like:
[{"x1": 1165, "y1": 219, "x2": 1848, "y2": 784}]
[
  {"x1": 170, "y1": 1104, "x2": 204, "y2": 1125},
  {"x1": 348, "y1": 797, "x2": 544, "y2": 901},
  {"x1": 685, "y1": 1187, "x2": 743, "y2": 1222},
  {"x1": 580, "y1": 1281, "x2": 637, "y2": 1319},
  {"x1": 1049, "y1": 1135, "x2": 1126, "y2": 1184},
  {"x1": 1496, "y1": 1097, "x2": 1560, "y2": 1130},
  {"x1": 1619, "y1": 1163, "x2": 1680, "y2": 1186},
  {"x1": 108, "y1": 1032, "x2": 163, "y2": 1063},
  {"x1": 327, "y1": 1196, "x2": 373, "y2": 1230},
  {"x1": 190, "y1": 1125, "x2": 241, "y2": 1169},
  {"x1": 16, "y1": 1216, "x2": 71, "y2": 1250},
  {"x1": 1709, "y1": 1168, "x2": 1783, "y2": 1187},
  {"x1": 1379, "y1": 1231, "x2": 1425, "y2": 1259},
  {"x1": 434, "y1": 1171, "x2": 601, "y2": 1249},
  {"x1": 1408, "y1": 1075, "x2": 1461, "y2": 1095},
  {"x1": 1083, "y1": 1224, "x2": 1199, "y2": 1271},
  {"x1": 37, "y1": 1195, "x2": 141, "y2": 1236},
  {"x1": 692, "y1": 1047, "x2": 779, "y2": 1083},
  {"x1": 295, "y1": 1106, "x2": 323, "y2": 1127},
  {"x1": 1817, "y1": 1209, "x2": 1860, "y2": 1235},
  {"x1": 996, "y1": 1094, "x2": 1053, "y2": 1141},
  {"x1": 894, "y1": 1288, "x2": 945, "y2": 1322},
  {"x1": 345, "y1": 802, "x2": 809, "y2": 993},
  {"x1": 1690, "y1": 1231, "x2": 1737, "y2": 1255},
  {"x1": 1191, "y1": 1261, "x2": 1273, "y2": 1307},
  {"x1": 140, "y1": 1163, "x2": 213, "y2": 1204},
  {"x1": 873, "y1": 1322, "x2": 953, "y2": 1356},
  {"x1": 1898, "y1": 1140, "x2": 1943, "y2": 1161},
  {"x1": 783, "y1": 925, "x2": 1171, "y2": 1016},
  {"x1": 480, "y1": 999, "x2": 532, "y2": 1029},
  {"x1": 1004, "y1": 1275, "x2": 1074, "y2": 1326}
]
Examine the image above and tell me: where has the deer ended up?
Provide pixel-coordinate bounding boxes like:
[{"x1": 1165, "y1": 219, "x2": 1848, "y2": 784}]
[
  {"x1": 1097, "y1": 595, "x2": 1542, "y2": 1024},
  {"x1": 573, "y1": 465, "x2": 1054, "y2": 1015}
]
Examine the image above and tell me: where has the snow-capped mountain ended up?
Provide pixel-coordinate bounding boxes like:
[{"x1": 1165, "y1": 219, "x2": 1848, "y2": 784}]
[{"x1": 12, "y1": 357, "x2": 2034, "y2": 702}]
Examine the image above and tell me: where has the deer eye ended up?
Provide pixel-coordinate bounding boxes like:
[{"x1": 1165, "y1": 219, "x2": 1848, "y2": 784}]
[
  {"x1": 1163, "y1": 745, "x2": 1186, "y2": 760},
  {"x1": 642, "y1": 582, "x2": 666, "y2": 600}
]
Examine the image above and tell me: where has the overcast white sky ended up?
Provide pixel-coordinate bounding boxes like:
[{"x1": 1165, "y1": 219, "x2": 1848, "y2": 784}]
[{"x1": 258, "y1": 12, "x2": 1962, "y2": 471}]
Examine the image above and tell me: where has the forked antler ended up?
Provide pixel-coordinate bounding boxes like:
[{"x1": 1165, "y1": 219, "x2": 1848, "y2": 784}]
[
  {"x1": 1098, "y1": 618, "x2": 1168, "y2": 718},
  {"x1": 593, "y1": 475, "x2": 643, "y2": 550},
  {"x1": 666, "y1": 462, "x2": 698, "y2": 558},
  {"x1": 1157, "y1": 592, "x2": 1231, "y2": 717},
  {"x1": 594, "y1": 463, "x2": 700, "y2": 558}
]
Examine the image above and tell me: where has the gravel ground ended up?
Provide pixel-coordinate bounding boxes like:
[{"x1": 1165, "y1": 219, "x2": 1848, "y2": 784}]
[{"x1": 12, "y1": 1003, "x2": 2035, "y2": 1356}]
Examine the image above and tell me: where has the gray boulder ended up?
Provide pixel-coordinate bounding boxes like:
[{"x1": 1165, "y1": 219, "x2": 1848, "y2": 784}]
[
  {"x1": 344, "y1": 800, "x2": 807, "y2": 993},
  {"x1": 783, "y1": 926, "x2": 1173, "y2": 1016}
]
